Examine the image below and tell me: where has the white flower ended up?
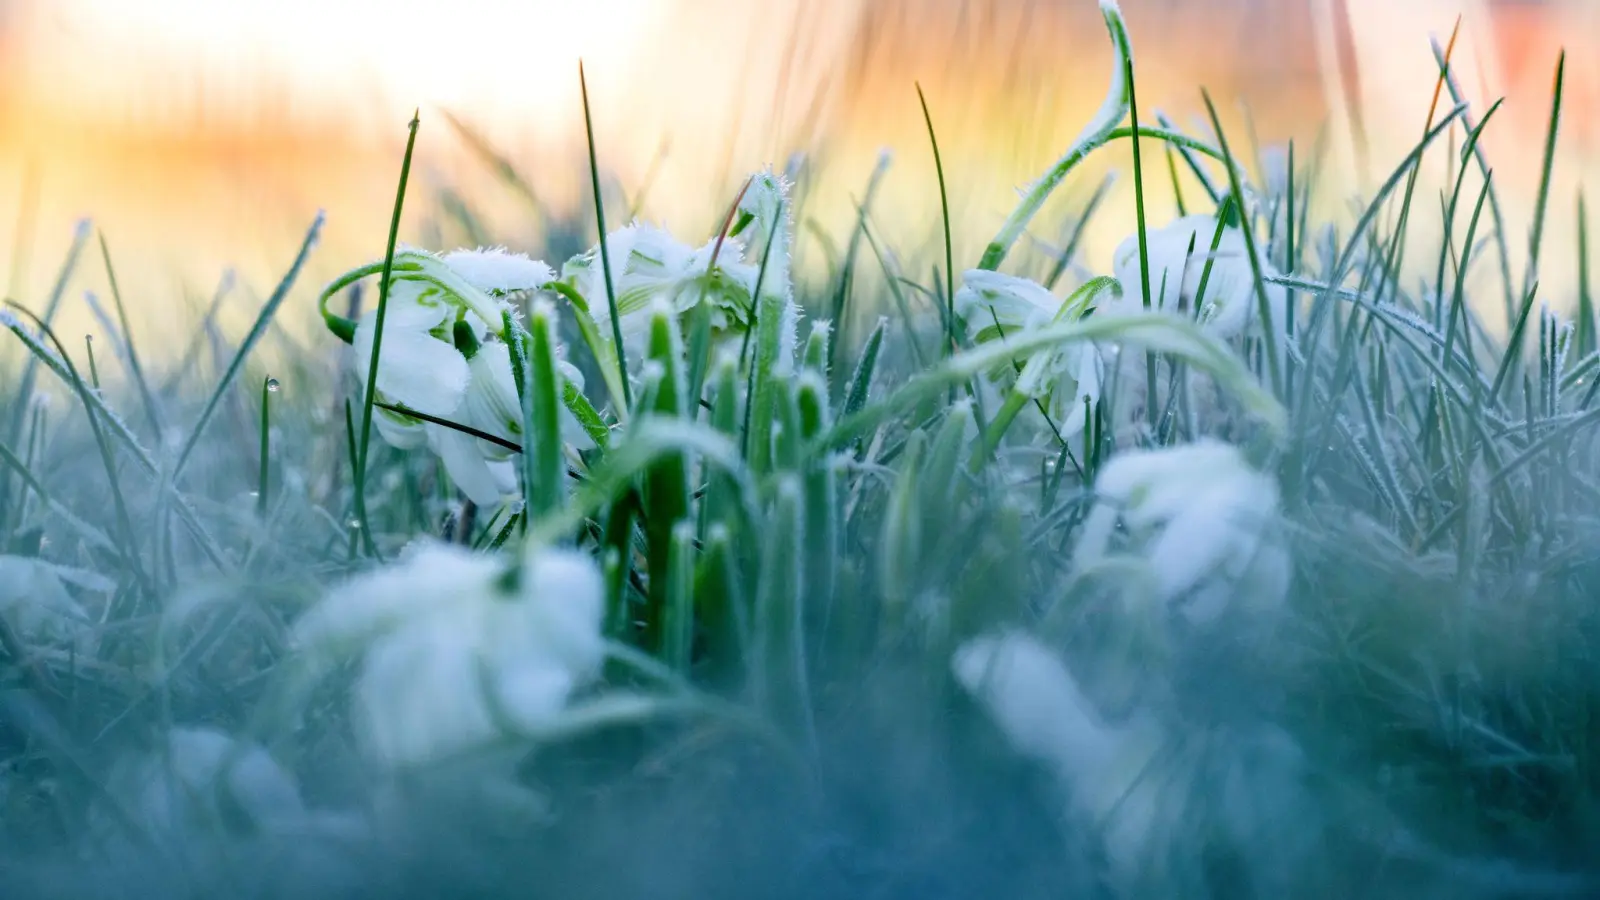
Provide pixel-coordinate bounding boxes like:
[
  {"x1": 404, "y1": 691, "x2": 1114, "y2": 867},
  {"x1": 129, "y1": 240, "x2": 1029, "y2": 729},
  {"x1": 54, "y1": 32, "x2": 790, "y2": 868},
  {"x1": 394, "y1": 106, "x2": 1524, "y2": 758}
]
[
  {"x1": 955, "y1": 269, "x2": 1064, "y2": 340},
  {"x1": 565, "y1": 222, "x2": 761, "y2": 367},
  {"x1": 1044, "y1": 344, "x2": 1105, "y2": 439},
  {"x1": 1073, "y1": 439, "x2": 1290, "y2": 625},
  {"x1": 952, "y1": 269, "x2": 1102, "y2": 442},
  {"x1": 953, "y1": 631, "x2": 1166, "y2": 872},
  {"x1": 353, "y1": 279, "x2": 476, "y2": 449},
  {"x1": 461, "y1": 340, "x2": 595, "y2": 457},
  {"x1": 955, "y1": 630, "x2": 1315, "y2": 893},
  {"x1": 440, "y1": 247, "x2": 555, "y2": 295},
  {"x1": 1110, "y1": 214, "x2": 1288, "y2": 341},
  {"x1": 0, "y1": 555, "x2": 109, "y2": 653},
  {"x1": 294, "y1": 540, "x2": 606, "y2": 769},
  {"x1": 107, "y1": 727, "x2": 305, "y2": 837}
]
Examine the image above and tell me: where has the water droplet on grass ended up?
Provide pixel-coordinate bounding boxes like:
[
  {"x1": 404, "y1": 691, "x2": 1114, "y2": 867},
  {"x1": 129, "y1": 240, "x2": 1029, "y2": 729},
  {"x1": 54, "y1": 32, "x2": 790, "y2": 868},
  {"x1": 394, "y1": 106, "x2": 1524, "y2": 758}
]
[{"x1": 266, "y1": 378, "x2": 281, "y2": 393}]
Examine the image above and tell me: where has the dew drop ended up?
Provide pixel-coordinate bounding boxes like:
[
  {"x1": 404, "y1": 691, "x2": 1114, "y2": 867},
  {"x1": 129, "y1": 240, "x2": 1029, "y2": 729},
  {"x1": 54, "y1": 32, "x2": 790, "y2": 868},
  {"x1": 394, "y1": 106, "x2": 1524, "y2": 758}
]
[
  {"x1": 266, "y1": 378, "x2": 281, "y2": 393},
  {"x1": 346, "y1": 518, "x2": 362, "y2": 530}
]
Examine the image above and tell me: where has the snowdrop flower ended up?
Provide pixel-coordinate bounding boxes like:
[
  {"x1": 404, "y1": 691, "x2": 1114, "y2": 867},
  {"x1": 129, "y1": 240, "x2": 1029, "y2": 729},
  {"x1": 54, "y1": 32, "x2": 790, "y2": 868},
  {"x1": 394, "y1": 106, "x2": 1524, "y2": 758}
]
[
  {"x1": 955, "y1": 631, "x2": 1319, "y2": 896},
  {"x1": 565, "y1": 223, "x2": 760, "y2": 365},
  {"x1": 293, "y1": 540, "x2": 606, "y2": 770},
  {"x1": 353, "y1": 278, "x2": 477, "y2": 450},
  {"x1": 1074, "y1": 439, "x2": 1290, "y2": 625},
  {"x1": 953, "y1": 631, "x2": 1167, "y2": 876},
  {"x1": 0, "y1": 555, "x2": 109, "y2": 653},
  {"x1": 460, "y1": 340, "x2": 595, "y2": 454},
  {"x1": 954, "y1": 269, "x2": 1066, "y2": 341},
  {"x1": 954, "y1": 269, "x2": 1102, "y2": 441},
  {"x1": 1109, "y1": 214, "x2": 1288, "y2": 341},
  {"x1": 440, "y1": 246, "x2": 555, "y2": 296},
  {"x1": 106, "y1": 727, "x2": 305, "y2": 838}
]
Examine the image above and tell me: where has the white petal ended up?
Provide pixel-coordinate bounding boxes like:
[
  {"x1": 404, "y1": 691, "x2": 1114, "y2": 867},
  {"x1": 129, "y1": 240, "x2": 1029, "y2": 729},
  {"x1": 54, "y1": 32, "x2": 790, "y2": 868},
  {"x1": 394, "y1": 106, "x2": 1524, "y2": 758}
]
[
  {"x1": 428, "y1": 423, "x2": 516, "y2": 507},
  {"x1": 292, "y1": 540, "x2": 500, "y2": 652},
  {"x1": 442, "y1": 247, "x2": 555, "y2": 294},
  {"x1": 356, "y1": 622, "x2": 497, "y2": 768},
  {"x1": 517, "y1": 547, "x2": 607, "y2": 678},
  {"x1": 952, "y1": 631, "x2": 1118, "y2": 776},
  {"x1": 491, "y1": 661, "x2": 577, "y2": 734},
  {"x1": 955, "y1": 269, "x2": 1062, "y2": 334},
  {"x1": 463, "y1": 342, "x2": 523, "y2": 448},
  {"x1": 353, "y1": 308, "x2": 470, "y2": 417}
]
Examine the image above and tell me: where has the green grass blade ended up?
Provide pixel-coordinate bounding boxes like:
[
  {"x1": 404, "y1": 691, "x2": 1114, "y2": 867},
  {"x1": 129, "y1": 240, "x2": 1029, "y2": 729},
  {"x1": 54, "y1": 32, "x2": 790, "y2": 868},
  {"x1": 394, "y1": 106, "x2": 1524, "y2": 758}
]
[
  {"x1": 978, "y1": 2, "x2": 1131, "y2": 271},
  {"x1": 916, "y1": 83, "x2": 956, "y2": 359},
  {"x1": 174, "y1": 213, "x2": 322, "y2": 477},
  {"x1": 96, "y1": 232, "x2": 163, "y2": 437},
  {"x1": 579, "y1": 61, "x2": 632, "y2": 411},
  {"x1": 353, "y1": 112, "x2": 421, "y2": 558}
]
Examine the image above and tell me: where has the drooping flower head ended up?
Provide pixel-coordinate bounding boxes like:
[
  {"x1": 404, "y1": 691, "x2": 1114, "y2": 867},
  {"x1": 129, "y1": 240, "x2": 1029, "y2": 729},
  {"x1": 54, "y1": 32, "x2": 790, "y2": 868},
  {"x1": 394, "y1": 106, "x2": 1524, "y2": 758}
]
[
  {"x1": 954, "y1": 269, "x2": 1105, "y2": 442},
  {"x1": 1073, "y1": 438, "x2": 1290, "y2": 626},
  {"x1": 293, "y1": 539, "x2": 607, "y2": 770},
  {"x1": 327, "y1": 246, "x2": 583, "y2": 507},
  {"x1": 1109, "y1": 214, "x2": 1288, "y2": 341}
]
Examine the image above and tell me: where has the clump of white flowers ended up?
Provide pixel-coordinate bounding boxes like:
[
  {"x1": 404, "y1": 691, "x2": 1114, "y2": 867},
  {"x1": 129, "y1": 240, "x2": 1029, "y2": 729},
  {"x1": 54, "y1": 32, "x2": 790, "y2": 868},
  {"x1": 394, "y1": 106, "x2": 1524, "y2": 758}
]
[
  {"x1": 292, "y1": 539, "x2": 606, "y2": 770},
  {"x1": 323, "y1": 246, "x2": 592, "y2": 508},
  {"x1": 1073, "y1": 438, "x2": 1291, "y2": 627}
]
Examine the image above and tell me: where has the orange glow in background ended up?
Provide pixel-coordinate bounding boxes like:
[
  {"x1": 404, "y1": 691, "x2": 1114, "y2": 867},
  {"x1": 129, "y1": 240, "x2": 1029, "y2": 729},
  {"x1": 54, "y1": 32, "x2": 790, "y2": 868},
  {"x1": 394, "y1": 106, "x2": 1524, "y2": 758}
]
[{"x1": 0, "y1": 0, "x2": 1596, "y2": 348}]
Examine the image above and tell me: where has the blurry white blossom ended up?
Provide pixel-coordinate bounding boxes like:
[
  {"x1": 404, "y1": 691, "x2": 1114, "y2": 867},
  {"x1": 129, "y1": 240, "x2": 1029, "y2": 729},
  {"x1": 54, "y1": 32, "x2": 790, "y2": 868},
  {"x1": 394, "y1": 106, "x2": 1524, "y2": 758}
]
[
  {"x1": 1109, "y1": 214, "x2": 1288, "y2": 342},
  {"x1": 953, "y1": 631, "x2": 1167, "y2": 873},
  {"x1": 955, "y1": 630, "x2": 1317, "y2": 895},
  {"x1": 955, "y1": 269, "x2": 1066, "y2": 341},
  {"x1": 0, "y1": 555, "x2": 109, "y2": 654},
  {"x1": 1073, "y1": 439, "x2": 1290, "y2": 625},
  {"x1": 107, "y1": 727, "x2": 305, "y2": 837},
  {"x1": 294, "y1": 540, "x2": 606, "y2": 769}
]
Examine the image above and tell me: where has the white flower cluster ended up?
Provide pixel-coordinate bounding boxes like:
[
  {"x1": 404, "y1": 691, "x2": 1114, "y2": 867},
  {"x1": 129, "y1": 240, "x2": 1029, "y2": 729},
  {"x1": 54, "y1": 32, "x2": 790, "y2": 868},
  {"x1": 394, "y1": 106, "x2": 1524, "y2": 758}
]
[{"x1": 353, "y1": 247, "x2": 592, "y2": 508}]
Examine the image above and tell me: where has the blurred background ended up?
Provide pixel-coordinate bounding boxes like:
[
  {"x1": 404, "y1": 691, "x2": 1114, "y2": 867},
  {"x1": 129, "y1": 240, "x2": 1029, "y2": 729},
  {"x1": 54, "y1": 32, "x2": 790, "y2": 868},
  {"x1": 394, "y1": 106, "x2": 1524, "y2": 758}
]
[{"x1": 0, "y1": 0, "x2": 1595, "y2": 343}]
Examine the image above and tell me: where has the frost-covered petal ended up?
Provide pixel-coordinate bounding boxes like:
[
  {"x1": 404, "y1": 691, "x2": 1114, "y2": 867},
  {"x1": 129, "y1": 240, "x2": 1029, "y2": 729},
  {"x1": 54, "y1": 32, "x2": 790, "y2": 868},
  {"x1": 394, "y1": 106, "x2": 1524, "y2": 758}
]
[
  {"x1": 462, "y1": 342, "x2": 523, "y2": 451},
  {"x1": 442, "y1": 247, "x2": 555, "y2": 294},
  {"x1": 352, "y1": 309, "x2": 470, "y2": 418},
  {"x1": 511, "y1": 546, "x2": 607, "y2": 678}
]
